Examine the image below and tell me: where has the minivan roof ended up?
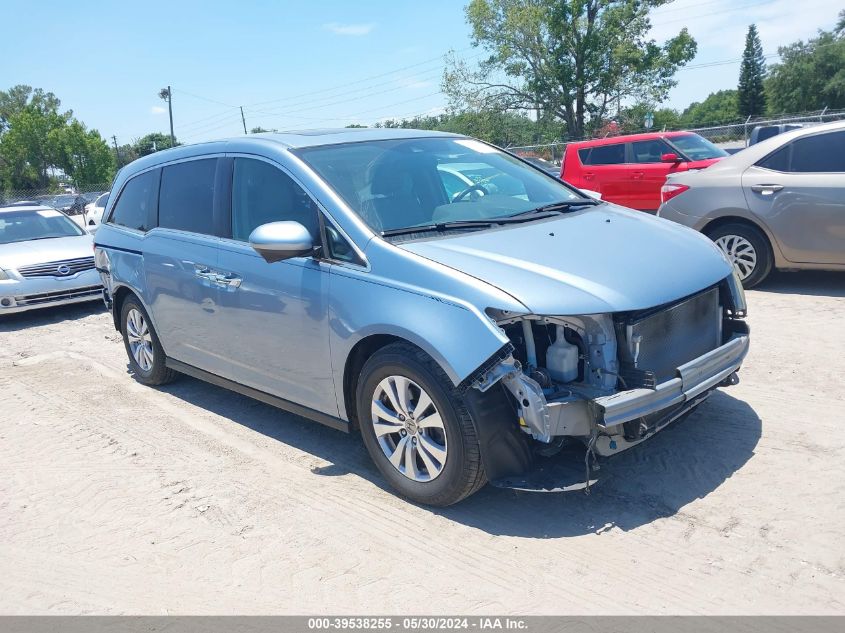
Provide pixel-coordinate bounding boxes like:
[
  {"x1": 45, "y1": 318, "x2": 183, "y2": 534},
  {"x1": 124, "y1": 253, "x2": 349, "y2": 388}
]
[{"x1": 118, "y1": 128, "x2": 464, "y2": 180}]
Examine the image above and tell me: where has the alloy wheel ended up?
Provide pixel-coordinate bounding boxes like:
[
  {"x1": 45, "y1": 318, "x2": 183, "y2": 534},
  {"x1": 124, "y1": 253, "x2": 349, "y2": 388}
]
[
  {"x1": 715, "y1": 234, "x2": 757, "y2": 280},
  {"x1": 126, "y1": 308, "x2": 154, "y2": 372},
  {"x1": 370, "y1": 375, "x2": 448, "y2": 482}
]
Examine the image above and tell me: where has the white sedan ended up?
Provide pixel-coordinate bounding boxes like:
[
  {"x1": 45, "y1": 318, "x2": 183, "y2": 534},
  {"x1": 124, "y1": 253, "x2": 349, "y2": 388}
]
[{"x1": 0, "y1": 205, "x2": 103, "y2": 314}]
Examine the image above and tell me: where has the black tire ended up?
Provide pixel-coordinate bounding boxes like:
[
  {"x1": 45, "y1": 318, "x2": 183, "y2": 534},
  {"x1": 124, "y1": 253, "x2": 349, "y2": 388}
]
[
  {"x1": 356, "y1": 342, "x2": 486, "y2": 506},
  {"x1": 706, "y1": 222, "x2": 773, "y2": 288},
  {"x1": 120, "y1": 296, "x2": 177, "y2": 386}
]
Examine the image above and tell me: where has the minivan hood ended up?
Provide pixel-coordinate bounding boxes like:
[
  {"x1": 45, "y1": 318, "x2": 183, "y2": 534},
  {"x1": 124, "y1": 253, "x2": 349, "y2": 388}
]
[
  {"x1": 0, "y1": 234, "x2": 93, "y2": 271},
  {"x1": 400, "y1": 205, "x2": 732, "y2": 315}
]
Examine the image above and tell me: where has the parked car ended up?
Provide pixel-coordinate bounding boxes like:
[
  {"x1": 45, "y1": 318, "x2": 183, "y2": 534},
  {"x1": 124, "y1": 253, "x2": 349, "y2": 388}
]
[
  {"x1": 44, "y1": 194, "x2": 90, "y2": 228},
  {"x1": 83, "y1": 192, "x2": 110, "y2": 228},
  {"x1": 561, "y1": 131, "x2": 728, "y2": 211},
  {"x1": 0, "y1": 205, "x2": 102, "y2": 314},
  {"x1": 94, "y1": 129, "x2": 749, "y2": 506},
  {"x1": 658, "y1": 120, "x2": 845, "y2": 287},
  {"x1": 749, "y1": 123, "x2": 803, "y2": 146}
]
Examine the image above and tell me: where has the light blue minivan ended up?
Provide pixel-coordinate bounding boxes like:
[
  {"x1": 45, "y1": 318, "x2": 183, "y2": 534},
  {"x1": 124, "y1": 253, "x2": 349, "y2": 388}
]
[{"x1": 94, "y1": 129, "x2": 750, "y2": 505}]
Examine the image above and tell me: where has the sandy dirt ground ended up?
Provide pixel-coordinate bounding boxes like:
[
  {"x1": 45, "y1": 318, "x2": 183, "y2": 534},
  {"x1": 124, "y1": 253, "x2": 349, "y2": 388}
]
[{"x1": 0, "y1": 271, "x2": 843, "y2": 615}]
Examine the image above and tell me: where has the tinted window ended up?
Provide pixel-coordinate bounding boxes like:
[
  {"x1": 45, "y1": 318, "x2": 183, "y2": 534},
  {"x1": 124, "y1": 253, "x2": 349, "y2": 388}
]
[
  {"x1": 757, "y1": 146, "x2": 790, "y2": 172},
  {"x1": 159, "y1": 159, "x2": 217, "y2": 234},
  {"x1": 790, "y1": 131, "x2": 845, "y2": 172},
  {"x1": 231, "y1": 158, "x2": 319, "y2": 241},
  {"x1": 579, "y1": 144, "x2": 625, "y2": 165},
  {"x1": 631, "y1": 140, "x2": 673, "y2": 164},
  {"x1": 109, "y1": 170, "x2": 158, "y2": 231}
]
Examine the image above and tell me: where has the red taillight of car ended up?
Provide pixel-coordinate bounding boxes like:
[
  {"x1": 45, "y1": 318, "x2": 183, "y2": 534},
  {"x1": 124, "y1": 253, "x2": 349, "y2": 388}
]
[{"x1": 660, "y1": 183, "x2": 689, "y2": 204}]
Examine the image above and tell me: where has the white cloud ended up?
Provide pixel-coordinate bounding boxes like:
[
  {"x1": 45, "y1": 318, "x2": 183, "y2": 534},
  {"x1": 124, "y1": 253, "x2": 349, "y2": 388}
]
[
  {"x1": 151, "y1": 105, "x2": 167, "y2": 115},
  {"x1": 323, "y1": 22, "x2": 375, "y2": 36}
]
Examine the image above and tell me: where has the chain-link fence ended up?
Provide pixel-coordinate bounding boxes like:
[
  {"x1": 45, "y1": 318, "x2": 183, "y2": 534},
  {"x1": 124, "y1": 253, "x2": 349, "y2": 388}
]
[
  {"x1": 506, "y1": 108, "x2": 845, "y2": 164},
  {"x1": 0, "y1": 184, "x2": 111, "y2": 209}
]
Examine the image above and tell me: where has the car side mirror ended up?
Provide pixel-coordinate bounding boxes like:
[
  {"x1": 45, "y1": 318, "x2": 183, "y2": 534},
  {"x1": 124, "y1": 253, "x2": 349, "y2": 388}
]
[
  {"x1": 249, "y1": 221, "x2": 314, "y2": 263},
  {"x1": 661, "y1": 153, "x2": 681, "y2": 163}
]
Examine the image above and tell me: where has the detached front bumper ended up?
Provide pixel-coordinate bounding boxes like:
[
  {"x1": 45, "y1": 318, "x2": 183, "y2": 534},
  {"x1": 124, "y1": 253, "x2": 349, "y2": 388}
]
[{"x1": 595, "y1": 331, "x2": 750, "y2": 429}]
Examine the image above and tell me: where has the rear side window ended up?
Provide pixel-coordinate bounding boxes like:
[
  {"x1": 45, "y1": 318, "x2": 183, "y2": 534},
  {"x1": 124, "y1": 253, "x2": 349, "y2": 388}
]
[
  {"x1": 579, "y1": 144, "x2": 624, "y2": 166},
  {"x1": 790, "y1": 131, "x2": 845, "y2": 172},
  {"x1": 158, "y1": 159, "x2": 217, "y2": 234},
  {"x1": 109, "y1": 170, "x2": 158, "y2": 231},
  {"x1": 231, "y1": 158, "x2": 319, "y2": 241},
  {"x1": 757, "y1": 146, "x2": 790, "y2": 172}
]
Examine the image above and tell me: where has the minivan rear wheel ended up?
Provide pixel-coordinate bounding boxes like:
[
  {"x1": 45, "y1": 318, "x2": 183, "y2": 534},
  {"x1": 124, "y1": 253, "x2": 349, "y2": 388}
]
[
  {"x1": 120, "y1": 297, "x2": 177, "y2": 386},
  {"x1": 356, "y1": 342, "x2": 486, "y2": 506},
  {"x1": 706, "y1": 222, "x2": 773, "y2": 288}
]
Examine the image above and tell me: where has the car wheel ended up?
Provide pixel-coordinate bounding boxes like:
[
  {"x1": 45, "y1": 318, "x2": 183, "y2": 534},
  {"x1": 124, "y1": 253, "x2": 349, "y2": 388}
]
[
  {"x1": 356, "y1": 342, "x2": 486, "y2": 506},
  {"x1": 120, "y1": 296, "x2": 177, "y2": 386},
  {"x1": 706, "y1": 222, "x2": 773, "y2": 288}
]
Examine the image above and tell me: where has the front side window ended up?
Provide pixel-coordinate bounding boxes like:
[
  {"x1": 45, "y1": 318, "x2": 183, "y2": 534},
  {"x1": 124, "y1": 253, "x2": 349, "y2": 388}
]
[
  {"x1": 631, "y1": 140, "x2": 673, "y2": 164},
  {"x1": 109, "y1": 170, "x2": 158, "y2": 231},
  {"x1": 158, "y1": 159, "x2": 217, "y2": 235},
  {"x1": 667, "y1": 134, "x2": 728, "y2": 161},
  {"x1": 0, "y1": 209, "x2": 85, "y2": 244},
  {"x1": 578, "y1": 144, "x2": 625, "y2": 166},
  {"x1": 296, "y1": 137, "x2": 583, "y2": 234},
  {"x1": 789, "y1": 131, "x2": 845, "y2": 172},
  {"x1": 231, "y1": 158, "x2": 320, "y2": 242}
]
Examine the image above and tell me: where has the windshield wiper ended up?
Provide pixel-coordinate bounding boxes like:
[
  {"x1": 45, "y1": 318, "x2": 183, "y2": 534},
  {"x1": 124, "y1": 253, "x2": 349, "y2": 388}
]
[
  {"x1": 381, "y1": 220, "x2": 500, "y2": 238},
  {"x1": 511, "y1": 199, "x2": 600, "y2": 217}
]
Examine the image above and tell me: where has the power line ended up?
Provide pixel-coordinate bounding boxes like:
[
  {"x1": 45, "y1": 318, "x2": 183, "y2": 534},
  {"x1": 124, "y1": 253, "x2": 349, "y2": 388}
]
[{"x1": 243, "y1": 46, "x2": 474, "y2": 108}]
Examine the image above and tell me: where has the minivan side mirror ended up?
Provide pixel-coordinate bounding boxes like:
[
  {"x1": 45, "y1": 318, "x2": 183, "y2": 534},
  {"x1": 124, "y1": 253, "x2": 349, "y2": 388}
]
[
  {"x1": 661, "y1": 152, "x2": 681, "y2": 163},
  {"x1": 249, "y1": 221, "x2": 314, "y2": 263}
]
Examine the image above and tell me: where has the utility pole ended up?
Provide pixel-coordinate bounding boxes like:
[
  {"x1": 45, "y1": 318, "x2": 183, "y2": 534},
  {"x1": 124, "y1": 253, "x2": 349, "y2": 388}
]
[
  {"x1": 240, "y1": 106, "x2": 248, "y2": 134},
  {"x1": 159, "y1": 86, "x2": 175, "y2": 146},
  {"x1": 112, "y1": 135, "x2": 121, "y2": 165}
]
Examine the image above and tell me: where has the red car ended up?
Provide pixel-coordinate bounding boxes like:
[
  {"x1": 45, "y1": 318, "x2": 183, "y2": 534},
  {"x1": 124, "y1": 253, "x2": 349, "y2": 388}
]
[{"x1": 561, "y1": 131, "x2": 728, "y2": 211}]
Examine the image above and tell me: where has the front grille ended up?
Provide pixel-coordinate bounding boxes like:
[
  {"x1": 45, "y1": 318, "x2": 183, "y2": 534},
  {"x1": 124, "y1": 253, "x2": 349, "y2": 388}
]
[
  {"x1": 616, "y1": 287, "x2": 722, "y2": 384},
  {"x1": 14, "y1": 285, "x2": 102, "y2": 306},
  {"x1": 17, "y1": 256, "x2": 95, "y2": 278}
]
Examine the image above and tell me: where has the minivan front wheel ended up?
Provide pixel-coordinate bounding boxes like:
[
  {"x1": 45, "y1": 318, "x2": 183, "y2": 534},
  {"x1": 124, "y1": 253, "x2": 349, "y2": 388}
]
[
  {"x1": 120, "y1": 297, "x2": 177, "y2": 386},
  {"x1": 707, "y1": 222, "x2": 773, "y2": 288},
  {"x1": 357, "y1": 342, "x2": 486, "y2": 506}
]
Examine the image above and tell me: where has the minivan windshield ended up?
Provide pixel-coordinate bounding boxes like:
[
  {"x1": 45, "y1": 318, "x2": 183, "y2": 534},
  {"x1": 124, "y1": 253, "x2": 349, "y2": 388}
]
[
  {"x1": 0, "y1": 208, "x2": 85, "y2": 244},
  {"x1": 295, "y1": 137, "x2": 587, "y2": 234},
  {"x1": 667, "y1": 134, "x2": 728, "y2": 161}
]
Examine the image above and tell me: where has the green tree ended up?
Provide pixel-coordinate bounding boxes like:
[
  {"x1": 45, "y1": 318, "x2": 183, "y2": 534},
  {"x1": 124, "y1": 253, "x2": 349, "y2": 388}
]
[
  {"x1": 444, "y1": 0, "x2": 697, "y2": 139},
  {"x1": 132, "y1": 132, "x2": 178, "y2": 157},
  {"x1": 0, "y1": 91, "x2": 70, "y2": 189},
  {"x1": 766, "y1": 13, "x2": 845, "y2": 113},
  {"x1": 680, "y1": 90, "x2": 740, "y2": 127},
  {"x1": 617, "y1": 104, "x2": 681, "y2": 133},
  {"x1": 51, "y1": 121, "x2": 115, "y2": 187},
  {"x1": 738, "y1": 24, "x2": 767, "y2": 117}
]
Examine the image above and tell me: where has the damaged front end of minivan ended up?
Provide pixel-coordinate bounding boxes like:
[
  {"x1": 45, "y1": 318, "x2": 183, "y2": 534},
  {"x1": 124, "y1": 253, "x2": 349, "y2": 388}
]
[{"x1": 463, "y1": 271, "x2": 750, "y2": 492}]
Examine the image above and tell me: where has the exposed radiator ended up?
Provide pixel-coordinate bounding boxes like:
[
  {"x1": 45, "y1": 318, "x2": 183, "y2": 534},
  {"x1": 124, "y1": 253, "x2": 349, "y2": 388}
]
[{"x1": 615, "y1": 286, "x2": 722, "y2": 384}]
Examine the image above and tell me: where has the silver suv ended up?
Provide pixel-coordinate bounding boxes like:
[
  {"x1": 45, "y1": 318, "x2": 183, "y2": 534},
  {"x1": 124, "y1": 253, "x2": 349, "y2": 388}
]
[{"x1": 95, "y1": 129, "x2": 749, "y2": 505}]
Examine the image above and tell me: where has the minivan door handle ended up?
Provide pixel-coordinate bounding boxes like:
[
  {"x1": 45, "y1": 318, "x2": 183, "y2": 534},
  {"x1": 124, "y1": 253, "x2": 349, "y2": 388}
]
[
  {"x1": 212, "y1": 273, "x2": 242, "y2": 288},
  {"x1": 583, "y1": 172, "x2": 595, "y2": 181},
  {"x1": 751, "y1": 184, "x2": 783, "y2": 195},
  {"x1": 632, "y1": 171, "x2": 645, "y2": 180},
  {"x1": 194, "y1": 265, "x2": 216, "y2": 281}
]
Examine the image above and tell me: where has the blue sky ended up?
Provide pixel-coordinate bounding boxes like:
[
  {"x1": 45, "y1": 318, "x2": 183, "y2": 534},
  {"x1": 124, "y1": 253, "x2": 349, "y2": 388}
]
[{"x1": 1, "y1": 0, "x2": 841, "y2": 144}]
